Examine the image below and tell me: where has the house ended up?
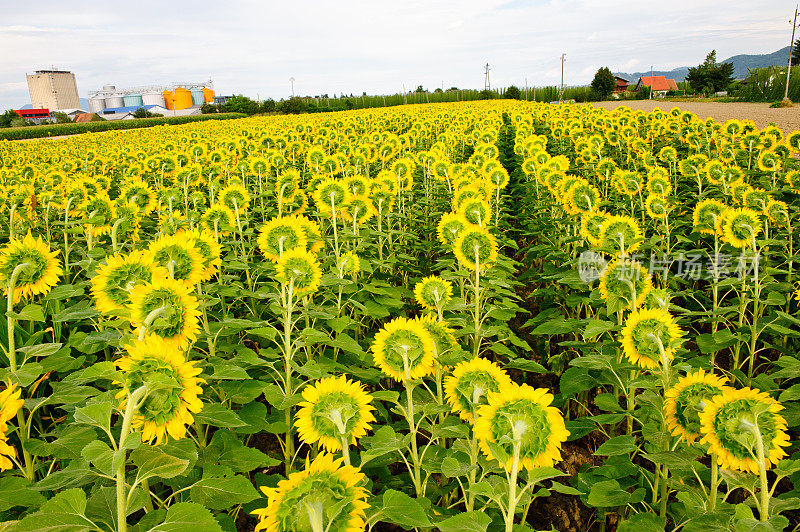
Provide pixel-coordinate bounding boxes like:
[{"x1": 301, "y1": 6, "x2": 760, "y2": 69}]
[
  {"x1": 613, "y1": 76, "x2": 629, "y2": 95},
  {"x1": 13, "y1": 108, "x2": 51, "y2": 124},
  {"x1": 635, "y1": 76, "x2": 679, "y2": 97}
]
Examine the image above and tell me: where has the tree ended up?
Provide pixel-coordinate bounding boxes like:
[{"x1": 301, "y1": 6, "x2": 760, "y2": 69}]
[
  {"x1": 503, "y1": 85, "x2": 522, "y2": 99},
  {"x1": 792, "y1": 39, "x2": 800, "y2": 66},
  {"x1": 200, "y1": 103, "x2": 217, "y2": 114},
  {"x1": 0, "y1": 109, "x2": 18, "y2": 128},
  {"x1": 686, "y1": 50, "x2": 734, "y2": 94},
  {"x1": 590, "y1": 67, "x2": 616, "y2": 99},
  {"x1": 224, "y1": 95, "x2": 260, "y2": 115},
  {"x1": 478, "y1": 89, "x2": 495, "y2": 100},
  {"x1": 260, "y1": 99, "x2": 276, "y2": 113},
  {"x1": 415, "y1": 85, "x2": 426, "y2": 93},
  {"x1": 132, "y1": 107, "x2": 155, "y2": 119},
  {"x1": 279, "y1": 97, "x2": 308, "y2": 114},
  {"x1": 53, "y1": 112, "x2": 72, "y2": 123}
]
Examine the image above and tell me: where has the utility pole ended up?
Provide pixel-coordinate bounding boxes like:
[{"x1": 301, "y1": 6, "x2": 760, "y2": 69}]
[
  {"x1": 525, "y1": 77, "x2": 528, "y2": 100},
  {"x1": 484, "y1": 63, "x2": 491, "y2": 91},
  {"x1": 290, "y1": 77, "x2": 295, "y2": 97},
  {"x1": 559, "y1": 53, "x2": 566, "y2": 101},
  {"x1": 402, "y1": 84, "x2": 407, "y2": 104},
  {"x1": 785, "y1": 5, "x2": 799, "y2": 103}
]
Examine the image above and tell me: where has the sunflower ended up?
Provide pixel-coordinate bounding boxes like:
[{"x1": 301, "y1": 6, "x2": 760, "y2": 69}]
[
  {"x1": 474, "y1": 383, "x2": 569, "y2": 471},
  {"x1": 599, "y1": 215, "x2": 643, "y2": 255},
  {"x1": 180, "y1": 229, "x2": 222, "y2": 281},
  {"x1": 598, "y1": 258, "x2": 653, "y2": 310},
  {"x1": 437, "y1": 212, "x2": 468, "y2": 246},
  {"x1": 0, "y1": 232, "x2": 62, "y2": 304},
  {"x1": 128, "y1": 276, "x2": 201, "y2": 349},
  {"x1": 313, "y1": 178, "x2": 348, "y2": 216},
  {"x1": 201, "y1": 202, "x2": 236, "y2": 236},
  {"x1": 645, "y1": 194, "x2": 669, "y2": 219},
  {"x1": 418, "y1": 315, "x2": 459, "y2": 362},
  {"x1": 700, "y1": 387, "x2": 790, "y2": 473},
  {"x1": 414, "y1": 276, "x2": 453, "y2": 311},
  {"x1": 371, "y1": 317, "x2": 435, "y2": 381},
  {"x1": 580, "y1": 210, "x2": 611, "y2": 247},
  {"x1": 458, "y1": 198, "x2": 492, "y2": 227},
  {"x1": 337, "y1": 251, "x2": 360, "y2": 277},
  {"x1": 453, "y1": 225, "x2": 498, "y2": 271},
  {"x1": 219, "y1": 183, "x2": 251, "y2": 213},
  {"x1": 84, "y1": 192, "x2": 116, "y2": 237},
  {"x1": 119, "y1": 181, "x2": 157, "y2": 216},
  {"x1": 116, "y1": 335, "x2": 204, "y2": 445},
  {"x1": 340, "y1": 196, "x2": 375, "y2": 225},
  {"x1": 258, "y1": 217, "x2": 308, "y2": 262},
  {"x1": 445, "y1": 357, "x2": 513, "y2": 423},
  {"x1": 147, "y1": 234, "x2": 205, "y2": 286},
  {"x1": 664, "y1": 370, "x2": 730, "y2": 444},
  {"x1": 720, "y1": 208, "x2": 761, "y2": 249},
  {"x1": 765, "y1": 199, "x2": 789, "y2": 227},
  {"x1": 620, "y1": 308, "x2": 683, "y2": 370},
  {"x1": 91, "y1": 251, "x2": 168, "y2": 315},
  {"x1": 0, "y1": 383, "x2": 23, "y2": 471},
  {"x1": 113, "y1": 201, "x2": 143, "y2": 243},
  {"x1": 252, "y1": 453, "x2": 370, "y2": 532},
  {"x1": 294, "y1": 215, "x2": 324, "y2": 253},
  {"x1": 642, "y1": 288, "x2": 671, "y2": 310},
  {"x1": 275, "y1": 249, "x2": 322, "y2": 297},
  {"x1": 692, "y1": 199, "x2": 727, "y2": 236},
  {"x1": 295, "y1": 375, "x2": 376, "y2": 453}
]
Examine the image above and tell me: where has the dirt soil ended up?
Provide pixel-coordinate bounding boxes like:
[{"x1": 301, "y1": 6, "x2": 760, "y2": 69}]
[{"x1": 590, "y1": 100, "x2": 800, "y2": 134}]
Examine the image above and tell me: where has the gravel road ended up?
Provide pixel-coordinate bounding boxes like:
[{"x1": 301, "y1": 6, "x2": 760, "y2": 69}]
[{"x1": 590, "y1": 100, "x2": 800, "y2": 134}]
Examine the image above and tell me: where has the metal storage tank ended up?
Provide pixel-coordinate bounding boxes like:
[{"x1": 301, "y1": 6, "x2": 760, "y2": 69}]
[
  {"x1": 172, "y1": 87, "x2": 193, "y2": 110},
  {"x1": 190, "y1": 89, "x2": 204, "y2": 106},
  {"x1": 163, "y1": 90, "x2": 174, "y2": 110},
  {"x1": 123, "y1": 93, "x2": 144, "y2": 107},
  {"x1": 88, "y1": 96, "x2": 106, "y2": 113},
  {"x1": 142, "y1": 91, "x2": 166, "y2": 107},
  {"x1": 202, "y1": 88, "x2": 214, "y2": 103},
  {"x1": 105, "y1": 94, "x2": 124, "y2": 108},
  {"x1": 102, "y1": 85, "x2": 116, "y2": 92}
]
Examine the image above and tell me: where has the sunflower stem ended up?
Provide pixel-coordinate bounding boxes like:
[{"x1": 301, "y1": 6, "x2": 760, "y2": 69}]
[
  {"x1": 7, "y1": 262, "x2": 33, "y2": 373},
  {"x1": 282, "y1": 279, "x2": 296, "y2": 475},
  {"x1": 504, "y1": 428, "x2": 523, "y2": 532},
  {"x1": 709, "y1": 455, "x2": 719, "y2": 511},
  {"x1": 753, "y1": 420, "x2": 771, "y2": 521},
  {"x1": 111, "y1": 217, "x2": 127, "y2": 254},
  {"x1": 117, "y1": 385, "x2": 147, "y2": 532},
  {"x1": 139, "y1": 306, "x2": 167, "y2": 341}
]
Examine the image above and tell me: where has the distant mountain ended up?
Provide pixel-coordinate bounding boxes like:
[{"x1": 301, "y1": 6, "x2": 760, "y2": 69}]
[
  {"x1": 614, "y1": 46, "x2": 791, "y2": 83},
  {"x1": 18, "y1": 98, "x2": 89, "y2": 110}
]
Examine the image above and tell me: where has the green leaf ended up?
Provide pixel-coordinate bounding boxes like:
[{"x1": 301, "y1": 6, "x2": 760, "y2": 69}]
[
  {"x1": 34, "y1": 459, "x2": 93, "y2": 491},
  {"x1": 81, "y1": 440, "x2": 118, "y2": 477},
  {"x1": 525, "y1": 466, "x2": 565, "y2": 484},
  {"x1": 17, "y1": 342, "x2": 64, "y2": 359},
  {"x1": 74, "y1": 401, "x2": 113, "y2": 431},
  {"x1": 560, "y1": 367, "x2": 598, "y2": 397},
  {"x1": 53, "y1": 301, "x2": 98, "y2": 322},
  {"x1": 437, "y1": 511, "x2": 491, "y2": 532},
  {"x1": 132, "y1": 447, "x2": 190, "y2": 483},
  {"x1": 8, "y1": 304, "x2": 45, "y2": 322},
  {"x1": 587, "y1": 479, "x2": 633, "y2": 507},
  {"x1": 531, "y1": 318, "x2": 577, "y2": 335},
  {"x1": 146, "y1": 502, "x2": 223, "y2": 532},
  {"x1": 211, "y1": 363, "x2": 250, "y2": 381},
  {"x1": 617, "y1": 512, "x2": 666, "y2": 532},
  {"x1": 27, "y1": 425, "x2": 98, "y2": 460},
  {"x1": 189, "y1": 475, "x2": 260, "y2": 511},
  {"x1": 193, "y1": 403, "x2": 246, "y2": 428},
  {"x1": 441, "y1": 455, "x2": 472, "y2": 478},
  {"x1": 15, "y1": 488, "x2": 95, "y2": 531},
  {"x1": 379, "y1": 489, "x2": 432, "y2": 528},
  {"x1": 504, "y1": 358, "x2": 546, "y2": 373},
  {"x1": 583, "y1": 319, "x2": 616, "y2": 341},
  {"x1": 594, "y1": 436, "x2": 637, "y2": 456},
  {"x1": 359, "y1": 425, "x2": 405, "y2": 466},
  {"x1": 0, "y1": 476, "x2": 45, "y2": 512}
]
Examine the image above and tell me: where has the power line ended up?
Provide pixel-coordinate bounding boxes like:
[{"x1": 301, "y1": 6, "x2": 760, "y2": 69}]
[{"x1": 484, "y1": 63, "x2": 491, "y2": 91}]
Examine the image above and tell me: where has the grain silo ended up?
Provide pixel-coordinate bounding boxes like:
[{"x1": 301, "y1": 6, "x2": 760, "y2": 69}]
[
  {"x1": 202, "y1": 88, "x2": 214, "y2": 102},
  {"x1": 123, "y1": 93, "x2": 144, "y2": 107},
  {"x1": 163, "y1": 90, "x2": 174, "y2": 110},
  {"x1": 105, "y1": 93, "x2": 124, "y2": 108},
  {"x1": 172, "y1": 87, "x2": 193, "y2": 110},
  {"x1": 142, "y1": 91, "x2": 166, "y2": 107},
  {"x1": 190, "y1": 89, "x2": 205, "y2": 106},
  {"x1": 88, "y1": 95, "x2": 106, "y2": 113}
]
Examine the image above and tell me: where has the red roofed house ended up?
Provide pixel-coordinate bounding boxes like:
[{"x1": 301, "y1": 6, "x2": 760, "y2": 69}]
[
  {"x1": 635, "y1": 76, "x2": 679, "y2": 97},
  {"x1": 14, "y1": 108, "x2": 51, "y2": 125},
  {"x1": 613, "y1": 76, "x2": 629, "y2": 95}
]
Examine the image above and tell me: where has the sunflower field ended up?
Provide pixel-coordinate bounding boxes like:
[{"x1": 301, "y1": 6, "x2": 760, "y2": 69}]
[{"x1": 0, "y1": 101, "x2": 798, "y2": 531}]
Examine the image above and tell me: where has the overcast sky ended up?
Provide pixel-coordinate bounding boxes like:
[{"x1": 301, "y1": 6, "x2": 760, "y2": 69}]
[{"x1": 0, "y1": 0, "x2": 792, "y2": 108}]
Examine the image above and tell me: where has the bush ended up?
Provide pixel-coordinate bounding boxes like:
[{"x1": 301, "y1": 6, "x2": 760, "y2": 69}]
[
  {"x1": 503, "y1": 86, "x2": 521, "y2": 100},
  {"x1": 478, "y1": 89, "x2": 495, "y2": 100},
  {"x1": 0, "y1": 113, "x2": 247, "y2": 141},
  {"x1": 200, "y1": 103, "x2": 218, "y2": 114}
]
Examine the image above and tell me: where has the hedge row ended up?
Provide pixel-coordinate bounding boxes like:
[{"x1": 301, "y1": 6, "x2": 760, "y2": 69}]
[{"x1": 0, "y1": 113, "x2": 248, "y2": 141}]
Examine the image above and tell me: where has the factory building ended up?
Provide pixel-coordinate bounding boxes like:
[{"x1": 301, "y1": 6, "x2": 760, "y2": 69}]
[
  {"x1": 88, "y1": 82, "x2": 214, "y2": 114},
  {"x1": 26, "y1": 69, "x2": 80, "y2": 110}
]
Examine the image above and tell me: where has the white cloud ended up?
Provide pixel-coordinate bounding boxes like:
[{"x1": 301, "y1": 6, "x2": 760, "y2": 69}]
[{"x1": 0, "y1": 0, "x2": 790, "y2": 107}]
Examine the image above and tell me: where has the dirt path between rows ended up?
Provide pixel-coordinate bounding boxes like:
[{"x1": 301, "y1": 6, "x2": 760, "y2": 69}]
[{"x1": 590, "y1": 100, "x2": 800, "y2": 134}]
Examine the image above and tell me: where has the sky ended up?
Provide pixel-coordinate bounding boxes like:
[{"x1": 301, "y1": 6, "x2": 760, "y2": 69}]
[{"x1": 0, "y1": 0, "x2": 793, "y2": 109}]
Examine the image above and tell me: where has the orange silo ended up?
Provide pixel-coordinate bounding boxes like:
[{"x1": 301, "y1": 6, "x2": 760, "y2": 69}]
[
  {"x1": 173, "y1": 87, "x2": 193, "y2": 110},
  {"x1": 202, "y1": 88, "x2": 214, "y2": 103},
  {"x1": 163, "y1": 90, "x2": 174, "y2": 110}
]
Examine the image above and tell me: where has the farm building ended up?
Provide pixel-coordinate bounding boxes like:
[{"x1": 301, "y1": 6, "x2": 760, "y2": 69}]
[
  {"x1": 635, "y1": 75, "x2": 679, "y2": 97},
  {"x1": 13, "y1": 108, "x2": 51, "y2": 124},
  {"x1": 613, "y1": 76, "x2": 629, "y2": 95},
  {"x1": 100, "y1": 105, "x2": 169, "y2": 117}
]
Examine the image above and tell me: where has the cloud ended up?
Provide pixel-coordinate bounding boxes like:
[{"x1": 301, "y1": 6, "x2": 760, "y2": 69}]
[{"x1": 0, "y1": 0, "x2": 790, "y2": 108}]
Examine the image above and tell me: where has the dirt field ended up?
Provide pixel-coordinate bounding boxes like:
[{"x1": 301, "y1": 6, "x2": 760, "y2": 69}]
[{"x1": 590, "y1": 100, "x2": 800, "y2": 134}]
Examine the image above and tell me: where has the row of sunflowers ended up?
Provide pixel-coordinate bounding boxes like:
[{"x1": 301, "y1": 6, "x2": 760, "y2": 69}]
[{"x1": 0, "y1": 99, "x2": 796, "y2": 531}]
